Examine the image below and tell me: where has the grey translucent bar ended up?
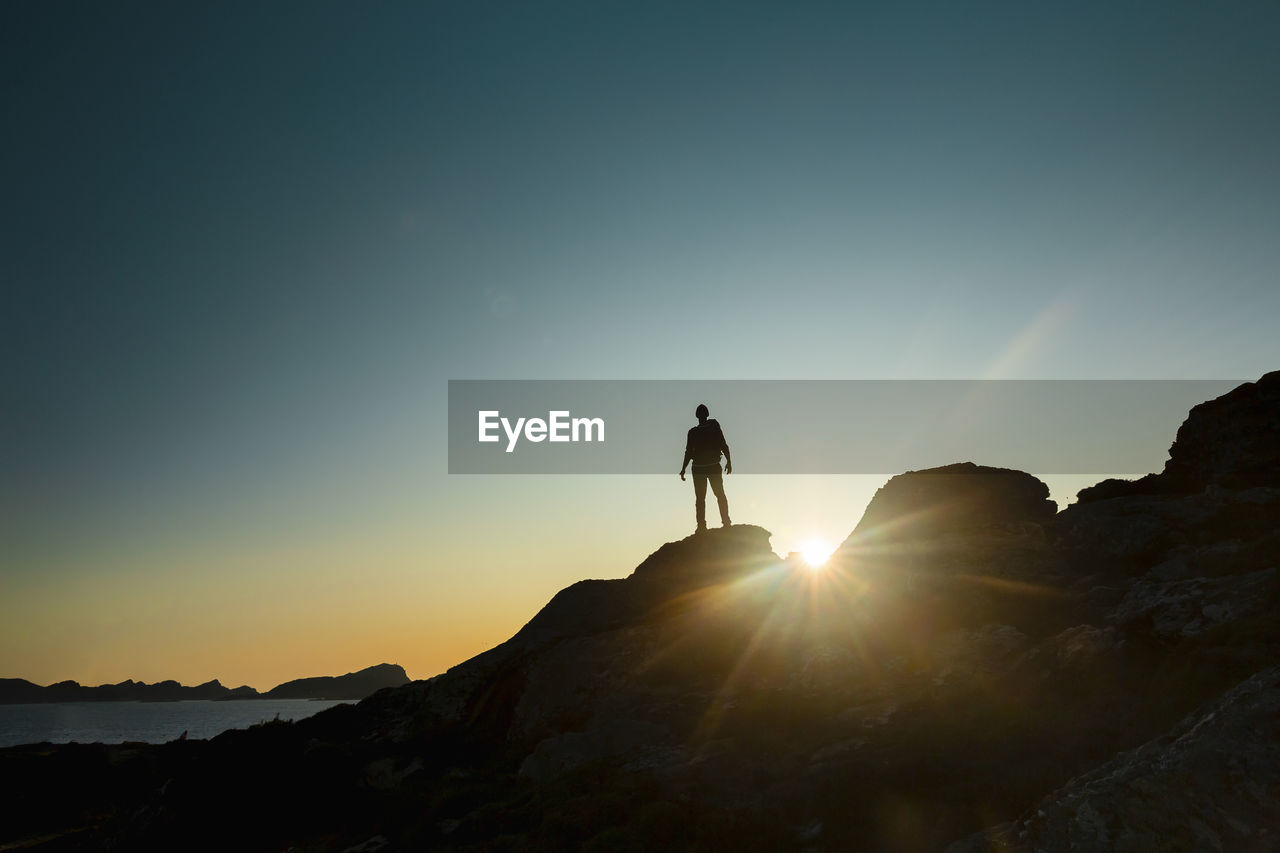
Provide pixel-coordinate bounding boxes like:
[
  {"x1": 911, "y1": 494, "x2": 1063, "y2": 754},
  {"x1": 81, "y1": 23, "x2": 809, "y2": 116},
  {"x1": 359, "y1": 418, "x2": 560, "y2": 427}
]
[{"x1": 447, "y1": 380, "x2": 1240, "y2": 475}]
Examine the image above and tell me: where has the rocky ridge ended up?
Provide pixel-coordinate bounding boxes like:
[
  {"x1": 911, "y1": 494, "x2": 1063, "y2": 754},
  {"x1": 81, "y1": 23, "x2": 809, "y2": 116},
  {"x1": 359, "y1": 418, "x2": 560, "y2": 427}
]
[
  {"x1": 0, "y1": 663, "x2": 410, "y2": 704},
  {"x1": 1, "y1": 374, "x2": 1278, "y2": 852}
]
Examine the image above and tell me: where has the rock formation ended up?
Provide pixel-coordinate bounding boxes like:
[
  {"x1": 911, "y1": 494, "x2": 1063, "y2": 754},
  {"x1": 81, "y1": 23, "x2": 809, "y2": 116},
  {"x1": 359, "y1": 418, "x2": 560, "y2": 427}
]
[
  {"x1": 848, "y1": 461, "x2": 1058, "y2": 542},
  {"x1": 1, "y1": 372, "x2": 1278, "y2": 851},
  {"x1": 1078, "y1": 369, "x2": 1280, "y2": 502}
]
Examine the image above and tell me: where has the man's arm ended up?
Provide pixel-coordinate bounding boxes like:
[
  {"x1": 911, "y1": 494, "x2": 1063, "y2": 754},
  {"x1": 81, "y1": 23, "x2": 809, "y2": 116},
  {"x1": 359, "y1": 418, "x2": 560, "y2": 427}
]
[
  {"x1": 679, "y1": 430, "x2": 693, "y2": 480},
  {"x1": 715, "y1": 422, "x2": 732, "y2": 474}
]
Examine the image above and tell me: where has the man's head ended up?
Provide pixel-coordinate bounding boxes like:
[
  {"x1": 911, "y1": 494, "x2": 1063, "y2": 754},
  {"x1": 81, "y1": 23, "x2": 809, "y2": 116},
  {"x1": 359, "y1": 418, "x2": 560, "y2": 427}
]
[{"x1": 695, "y1": 403, "x2": 709, "y2": 422}]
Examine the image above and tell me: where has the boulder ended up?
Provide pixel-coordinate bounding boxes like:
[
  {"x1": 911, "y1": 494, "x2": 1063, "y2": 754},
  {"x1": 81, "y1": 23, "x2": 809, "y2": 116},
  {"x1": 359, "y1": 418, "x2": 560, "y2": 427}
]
[{"x1": 847, "y1": 462, "x2": 1056, "y2": 546}]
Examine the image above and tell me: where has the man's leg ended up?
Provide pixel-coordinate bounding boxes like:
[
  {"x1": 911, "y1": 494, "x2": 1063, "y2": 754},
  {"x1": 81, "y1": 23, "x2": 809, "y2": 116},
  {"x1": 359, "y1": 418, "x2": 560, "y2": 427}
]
[
  {"x1": 693, "y1": 470, "x2": 708, "y2": 531},
  {"x1": 708, "y1": 470, "x2": 730, "y2": 527}
]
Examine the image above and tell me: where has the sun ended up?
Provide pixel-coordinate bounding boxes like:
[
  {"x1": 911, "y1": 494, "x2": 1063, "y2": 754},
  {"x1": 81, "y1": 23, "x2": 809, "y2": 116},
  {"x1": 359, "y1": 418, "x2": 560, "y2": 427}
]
[{"x1": 800, "y1": 538, "x2": 834, "y2": 569}]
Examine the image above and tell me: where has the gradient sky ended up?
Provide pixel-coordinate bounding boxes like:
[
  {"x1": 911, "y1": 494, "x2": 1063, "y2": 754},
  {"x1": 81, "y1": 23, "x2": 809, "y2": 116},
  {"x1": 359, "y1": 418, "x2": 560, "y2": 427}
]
[{"x1": 3, "y1": 2, "x2": 1278, "y2": 690}]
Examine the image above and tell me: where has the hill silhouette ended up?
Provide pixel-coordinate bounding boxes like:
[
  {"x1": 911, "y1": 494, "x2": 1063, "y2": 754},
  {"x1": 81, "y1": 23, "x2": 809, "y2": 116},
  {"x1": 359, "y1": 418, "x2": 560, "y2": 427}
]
[
  {"x1": 0, "y1": 664, "x2": 409, "y2": 704},
  {"x1": 261, "y1": 663, "x2": 410, "y2": 701},
  {"x1": 2, "y1": 372, "x2": 1278, "y2": 851}
]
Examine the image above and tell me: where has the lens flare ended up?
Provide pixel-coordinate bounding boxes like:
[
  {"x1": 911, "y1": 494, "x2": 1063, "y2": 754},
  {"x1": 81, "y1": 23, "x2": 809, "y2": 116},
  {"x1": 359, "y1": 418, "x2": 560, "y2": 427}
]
[{"x1": 801, "y1": 538, "x2": 833, "y2": 569}]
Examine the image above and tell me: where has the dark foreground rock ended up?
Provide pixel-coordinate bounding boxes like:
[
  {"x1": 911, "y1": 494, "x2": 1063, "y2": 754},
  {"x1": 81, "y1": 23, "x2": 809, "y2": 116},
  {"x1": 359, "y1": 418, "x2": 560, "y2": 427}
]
[
  {"x1": 2, "y1": 373, "x2": 1277, "y2": 852},
  {"x1": 948, "y1": 666, "x2": 1280, "y2": 853}
]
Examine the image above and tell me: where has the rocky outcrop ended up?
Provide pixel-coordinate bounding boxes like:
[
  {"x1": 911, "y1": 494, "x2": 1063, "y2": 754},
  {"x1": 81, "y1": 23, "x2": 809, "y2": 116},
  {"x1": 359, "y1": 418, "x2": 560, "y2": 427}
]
[
  {"x1": 847, "y1": 462, "x2": 1057, "y2": 545},
  {"x1": 4, "y1": 373, "x2": 1279, "y2": 852},
  {"x1": 1167, "y1": 369, "x2": 1280, "y2": 490},
  {"x1": 1112, "y1": 567, "x2": 1276, "y2": 640},
  {"x1": 1054, "y1": 486, "x2": 1280, "y2": 578},
  {"x1": 1078, "y1": 370, "x2": 1280, "y2": 503}
]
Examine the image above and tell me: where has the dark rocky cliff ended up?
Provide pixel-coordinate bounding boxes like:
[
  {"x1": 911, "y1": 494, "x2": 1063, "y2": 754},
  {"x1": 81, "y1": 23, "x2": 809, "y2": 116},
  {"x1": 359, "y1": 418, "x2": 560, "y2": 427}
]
[
  {"x1": 1078, "y1": 369, "x2": 1280, "y2": 502},
  {"x1": 2, "y1": 373, "x2": 1277, "y2": 852}
]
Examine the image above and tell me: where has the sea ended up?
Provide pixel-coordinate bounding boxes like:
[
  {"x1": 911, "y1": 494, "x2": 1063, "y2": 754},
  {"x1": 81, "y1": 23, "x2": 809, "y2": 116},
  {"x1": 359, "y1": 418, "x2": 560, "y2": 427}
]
[{"x1": 0, "y1": 699, "x2": 351, "y2": 747}]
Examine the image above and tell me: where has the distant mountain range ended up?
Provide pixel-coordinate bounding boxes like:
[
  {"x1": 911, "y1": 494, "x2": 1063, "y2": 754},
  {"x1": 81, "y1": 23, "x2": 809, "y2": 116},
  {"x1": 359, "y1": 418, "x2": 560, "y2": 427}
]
[{"x1": 0, "y1": 663, "x2": 409, "y2": 704}]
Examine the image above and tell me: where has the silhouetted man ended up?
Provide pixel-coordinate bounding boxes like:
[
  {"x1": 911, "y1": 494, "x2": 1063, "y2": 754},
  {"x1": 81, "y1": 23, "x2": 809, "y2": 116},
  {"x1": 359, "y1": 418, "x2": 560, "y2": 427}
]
[{"x1": 679, "y1": 403, "x2": 732, "y2": 533}]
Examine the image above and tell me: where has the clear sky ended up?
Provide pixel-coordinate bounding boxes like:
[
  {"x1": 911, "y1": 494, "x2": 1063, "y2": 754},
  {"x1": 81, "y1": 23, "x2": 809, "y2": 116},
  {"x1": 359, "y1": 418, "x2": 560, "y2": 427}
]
[{"x1": 3, "y1": 2, "x2": 1278, "y2": 690}]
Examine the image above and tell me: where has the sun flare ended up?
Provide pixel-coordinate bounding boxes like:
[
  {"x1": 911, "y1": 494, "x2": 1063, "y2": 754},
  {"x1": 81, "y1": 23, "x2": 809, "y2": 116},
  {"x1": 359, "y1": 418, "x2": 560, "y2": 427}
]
[{"x1": 801, "y1": 538, "x2": 834, "y2": 569}]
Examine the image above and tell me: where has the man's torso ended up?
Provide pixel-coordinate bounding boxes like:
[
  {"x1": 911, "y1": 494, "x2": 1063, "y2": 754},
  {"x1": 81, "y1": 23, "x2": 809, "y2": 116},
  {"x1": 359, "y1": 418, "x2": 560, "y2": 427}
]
[{"x1": 687, "y1": 419, "x2": 725, "y2": 468}]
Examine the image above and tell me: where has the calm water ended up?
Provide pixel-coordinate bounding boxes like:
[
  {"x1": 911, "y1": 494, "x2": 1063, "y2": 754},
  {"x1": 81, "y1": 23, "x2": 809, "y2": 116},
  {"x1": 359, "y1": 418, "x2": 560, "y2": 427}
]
[{"x1": 0, "y1": 699, "x2": 351, "y2": 747}]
